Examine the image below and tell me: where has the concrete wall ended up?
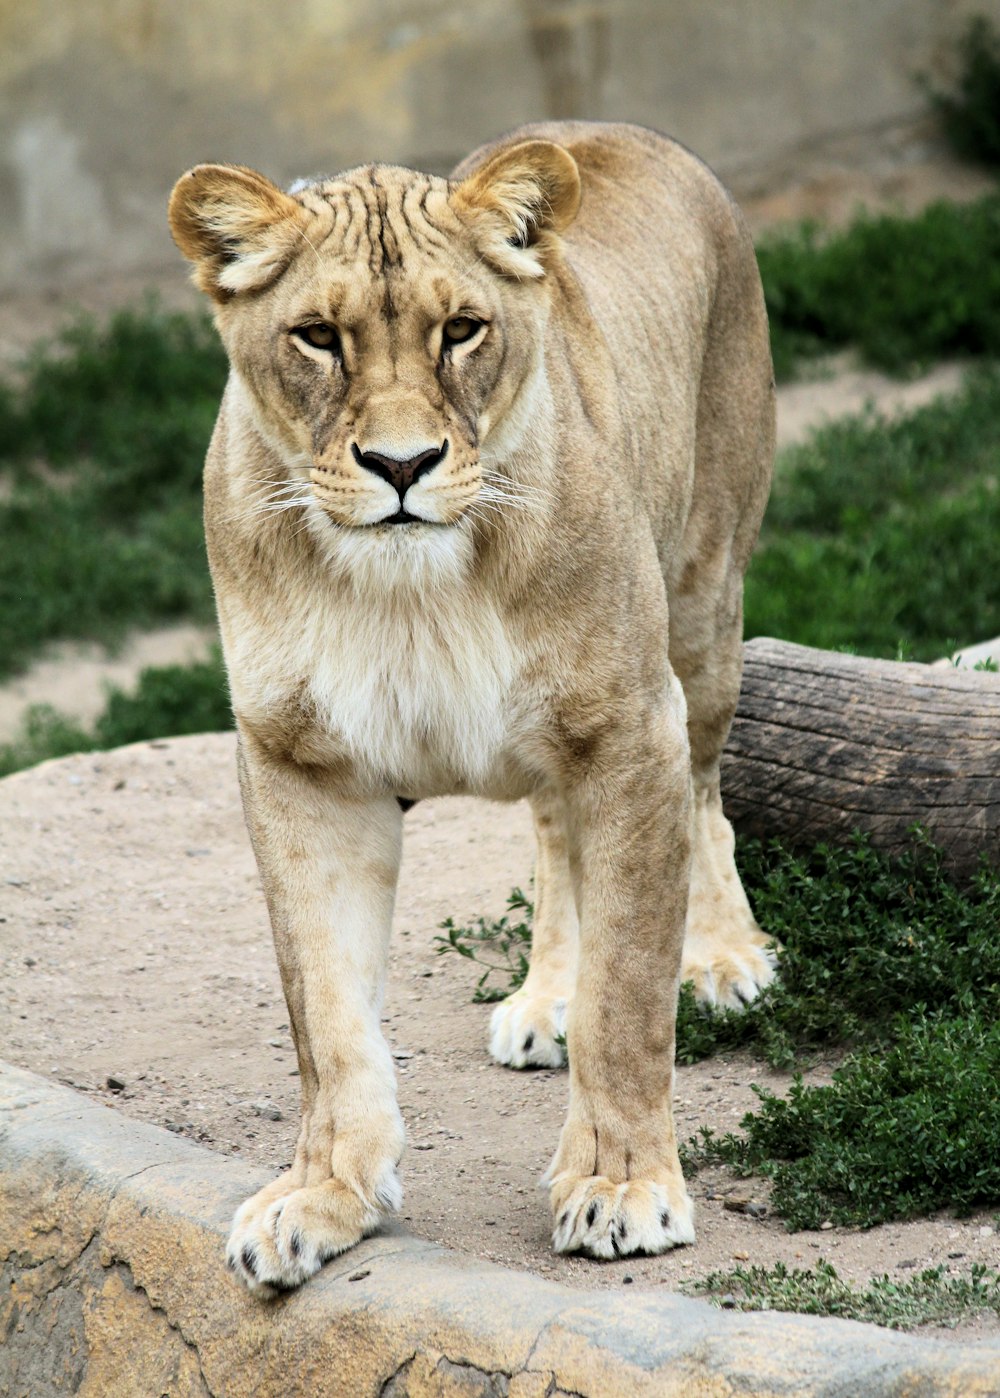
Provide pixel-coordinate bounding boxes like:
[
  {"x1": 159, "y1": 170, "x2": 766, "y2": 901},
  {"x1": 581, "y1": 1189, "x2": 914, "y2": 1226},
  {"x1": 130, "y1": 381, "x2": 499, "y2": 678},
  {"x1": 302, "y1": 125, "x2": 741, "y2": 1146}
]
[{"x1": 2, "y1": 0, "x2": 999, "y2": 293}]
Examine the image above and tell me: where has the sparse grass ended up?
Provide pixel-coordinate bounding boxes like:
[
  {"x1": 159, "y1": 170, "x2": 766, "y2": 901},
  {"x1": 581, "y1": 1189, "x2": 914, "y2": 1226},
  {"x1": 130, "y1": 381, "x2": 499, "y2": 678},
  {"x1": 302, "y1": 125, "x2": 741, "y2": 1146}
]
[
  {"x1": 686, "y1": 1258, "x2": 1000, "y2": 1330},
  {"x1": 435, "y1": 888, "x2": 533, "y2": 1001}
]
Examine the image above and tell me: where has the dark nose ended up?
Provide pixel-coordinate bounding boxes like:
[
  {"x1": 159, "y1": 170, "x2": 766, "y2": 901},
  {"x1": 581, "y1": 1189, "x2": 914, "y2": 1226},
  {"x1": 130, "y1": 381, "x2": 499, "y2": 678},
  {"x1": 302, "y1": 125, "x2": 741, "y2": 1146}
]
[{"x1": 351, "y1": 441, "x2": 448, "y2": 499}]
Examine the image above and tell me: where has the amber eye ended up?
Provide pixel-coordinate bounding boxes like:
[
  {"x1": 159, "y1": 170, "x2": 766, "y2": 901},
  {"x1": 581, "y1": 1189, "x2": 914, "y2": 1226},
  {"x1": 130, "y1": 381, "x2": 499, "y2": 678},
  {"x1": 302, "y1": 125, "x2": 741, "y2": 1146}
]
[
  {"x1": 442, "y1": 316, "x2": 482, "y2": 347},
  {"x1": 294, "y1": 322, "x2": 340, "y2": 353}
]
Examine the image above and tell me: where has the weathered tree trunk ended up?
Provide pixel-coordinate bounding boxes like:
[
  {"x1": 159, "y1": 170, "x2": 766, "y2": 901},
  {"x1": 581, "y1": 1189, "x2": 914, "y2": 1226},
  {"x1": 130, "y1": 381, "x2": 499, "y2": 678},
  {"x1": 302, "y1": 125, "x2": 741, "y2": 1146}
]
[{"x1": 722, "y1": 638, "x2": 1000, "y2": 878}]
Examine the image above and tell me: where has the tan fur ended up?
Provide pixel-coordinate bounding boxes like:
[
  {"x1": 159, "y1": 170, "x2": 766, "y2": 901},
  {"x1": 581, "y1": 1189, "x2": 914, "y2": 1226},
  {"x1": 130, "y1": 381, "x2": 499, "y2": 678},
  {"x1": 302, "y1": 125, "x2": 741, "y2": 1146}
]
[{"x1": 168, "y1": 121, "x2": 776, "y2": 1293}]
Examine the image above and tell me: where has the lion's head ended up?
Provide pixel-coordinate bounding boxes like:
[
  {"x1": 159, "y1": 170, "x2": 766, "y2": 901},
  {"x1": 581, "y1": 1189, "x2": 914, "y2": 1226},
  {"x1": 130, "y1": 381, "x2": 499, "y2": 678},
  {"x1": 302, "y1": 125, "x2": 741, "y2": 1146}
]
[{"x1": 169, "y1": 141, "x2": 580, "y2": 579}]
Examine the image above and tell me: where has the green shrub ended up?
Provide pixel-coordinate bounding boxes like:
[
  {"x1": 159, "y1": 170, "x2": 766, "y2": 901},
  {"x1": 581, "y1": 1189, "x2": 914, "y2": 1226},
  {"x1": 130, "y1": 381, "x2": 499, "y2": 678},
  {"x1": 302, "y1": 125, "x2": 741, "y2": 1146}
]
[
  {"x1": 0, "y1": 302, "x2": 223, "y2": 678},
  {"x1": 688, "y1": 1009, "x2": 1000, "y2": 1228},
  {"x1": 439, "y1": 834, "x2": 1000, "y2": 1070}
]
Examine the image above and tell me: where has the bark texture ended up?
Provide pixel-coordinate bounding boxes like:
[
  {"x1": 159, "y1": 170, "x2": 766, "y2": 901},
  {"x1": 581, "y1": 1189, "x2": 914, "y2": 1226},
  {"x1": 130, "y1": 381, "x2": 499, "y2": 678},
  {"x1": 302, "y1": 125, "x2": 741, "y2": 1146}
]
[{"x1": 722, "y1": 638, "x2": 1000, "y2": 878}]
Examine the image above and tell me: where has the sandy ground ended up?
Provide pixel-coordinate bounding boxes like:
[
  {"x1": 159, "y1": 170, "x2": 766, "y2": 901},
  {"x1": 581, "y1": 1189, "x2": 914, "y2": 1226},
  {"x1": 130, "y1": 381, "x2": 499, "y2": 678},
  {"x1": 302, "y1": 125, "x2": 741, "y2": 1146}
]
[{"x1": 1, "y1": 734, "x2": 997, "y2": 1333}]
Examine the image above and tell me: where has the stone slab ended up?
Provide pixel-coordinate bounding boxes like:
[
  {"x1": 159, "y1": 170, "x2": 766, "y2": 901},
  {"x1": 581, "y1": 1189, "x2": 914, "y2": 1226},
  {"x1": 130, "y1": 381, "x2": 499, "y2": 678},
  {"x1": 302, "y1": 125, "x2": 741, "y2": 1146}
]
[{"x1": 2, "y1": 1061, "x2": 999, "y2": 1397}]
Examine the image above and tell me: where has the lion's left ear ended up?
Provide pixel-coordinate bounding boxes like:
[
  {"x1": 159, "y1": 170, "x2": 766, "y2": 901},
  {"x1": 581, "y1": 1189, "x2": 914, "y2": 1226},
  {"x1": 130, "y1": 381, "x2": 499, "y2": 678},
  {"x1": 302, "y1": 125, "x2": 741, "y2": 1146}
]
[
  {"x1": 168, "y1": 163, "x2": 308, "y2": 301},
  {"x1": 452, "y1": 140, "x2": 581, "y2": 279}
]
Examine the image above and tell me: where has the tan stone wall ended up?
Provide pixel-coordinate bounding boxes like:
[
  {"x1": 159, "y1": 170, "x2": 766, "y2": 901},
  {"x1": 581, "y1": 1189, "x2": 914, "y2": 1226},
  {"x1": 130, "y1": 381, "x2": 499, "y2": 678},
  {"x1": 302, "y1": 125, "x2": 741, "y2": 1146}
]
[{"x1": 2, "y1": 0, "x2": 999, "y2": 293}]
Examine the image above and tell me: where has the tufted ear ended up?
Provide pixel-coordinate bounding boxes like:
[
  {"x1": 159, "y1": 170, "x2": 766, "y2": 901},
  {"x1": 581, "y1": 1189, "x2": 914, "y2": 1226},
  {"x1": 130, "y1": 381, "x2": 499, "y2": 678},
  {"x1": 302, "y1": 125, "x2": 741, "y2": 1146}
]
[
  {"x1": 452, "y1": 140, "x2": 581, "y2": 279},
  {"x1": 168, "y1": 163, "x2": 308, "y2": 301}
]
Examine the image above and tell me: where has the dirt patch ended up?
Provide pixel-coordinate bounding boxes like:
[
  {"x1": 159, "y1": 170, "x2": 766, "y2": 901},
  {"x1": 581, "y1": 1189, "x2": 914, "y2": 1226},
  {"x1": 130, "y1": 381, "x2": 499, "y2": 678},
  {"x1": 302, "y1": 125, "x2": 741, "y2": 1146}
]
[{"x1": 1, "y1": 733, "x2": 996, "y2": 1328}]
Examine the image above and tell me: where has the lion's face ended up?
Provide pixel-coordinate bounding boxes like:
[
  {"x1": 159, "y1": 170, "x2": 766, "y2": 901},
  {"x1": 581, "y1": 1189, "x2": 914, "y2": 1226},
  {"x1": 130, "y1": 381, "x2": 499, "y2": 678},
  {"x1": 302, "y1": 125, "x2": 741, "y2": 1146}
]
[{"x1": 169, "y1": 145, "x2": 580, "y2": 553}]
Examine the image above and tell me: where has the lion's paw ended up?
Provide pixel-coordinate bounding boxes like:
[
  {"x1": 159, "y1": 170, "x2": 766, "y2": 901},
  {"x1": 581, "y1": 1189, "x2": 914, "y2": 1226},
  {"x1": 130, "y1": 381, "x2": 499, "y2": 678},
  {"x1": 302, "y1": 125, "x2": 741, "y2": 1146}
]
[
  {"x1": 682, "y1": 930, "x2": 778, "y2": 1011},
  {"x1": 550, "y1": 1175, "x2": 695, "y2": 1258},
  {"x1": 226, "y1": 1167, "x2": 401, "y2": 1296},
  {"x1": 489, "y1": 989, "x2": 568, "y2": 1069}
]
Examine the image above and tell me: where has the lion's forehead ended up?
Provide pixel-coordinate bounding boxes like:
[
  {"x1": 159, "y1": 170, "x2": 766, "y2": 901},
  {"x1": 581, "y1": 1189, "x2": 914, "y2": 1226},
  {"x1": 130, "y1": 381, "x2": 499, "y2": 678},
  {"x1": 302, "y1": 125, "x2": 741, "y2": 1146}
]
[
  {"x1": 292, "y1": 166, "x2": 465, "y2": 278},
  {"x1": 281, "y1": 169, "x2": 492, "y2": 336}
]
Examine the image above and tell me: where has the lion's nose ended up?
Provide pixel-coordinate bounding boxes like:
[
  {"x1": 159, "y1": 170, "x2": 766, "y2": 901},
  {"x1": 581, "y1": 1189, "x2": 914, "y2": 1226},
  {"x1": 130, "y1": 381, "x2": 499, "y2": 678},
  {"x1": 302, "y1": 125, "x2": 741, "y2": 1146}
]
[{"x1": 351, "y1": 441, "x2": 449, "y2": 499}]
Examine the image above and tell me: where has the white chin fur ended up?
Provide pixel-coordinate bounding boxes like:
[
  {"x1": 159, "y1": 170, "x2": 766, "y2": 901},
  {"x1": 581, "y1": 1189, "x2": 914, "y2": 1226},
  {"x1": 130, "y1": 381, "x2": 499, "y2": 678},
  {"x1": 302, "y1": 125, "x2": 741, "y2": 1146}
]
[{"x1": 304, "y1": 503, "x2": 475, "y2": 593}]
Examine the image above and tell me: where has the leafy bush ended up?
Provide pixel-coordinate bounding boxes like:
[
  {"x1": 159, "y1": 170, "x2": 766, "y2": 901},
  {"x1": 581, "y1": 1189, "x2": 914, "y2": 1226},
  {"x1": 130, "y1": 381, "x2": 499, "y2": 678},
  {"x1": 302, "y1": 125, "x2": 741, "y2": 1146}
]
[
  {"x1": 439, "y1": 833, "x2": 1000, "y2": 1069},
  {"x1": 688, "y1": 1009, "x2": 1000, "y2": 1228}
]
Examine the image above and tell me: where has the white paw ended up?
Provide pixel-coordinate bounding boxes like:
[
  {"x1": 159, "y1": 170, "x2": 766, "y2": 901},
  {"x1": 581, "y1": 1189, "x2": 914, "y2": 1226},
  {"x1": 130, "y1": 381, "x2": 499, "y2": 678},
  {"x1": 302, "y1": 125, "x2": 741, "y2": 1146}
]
[
  {"x1": 226, "y1": 1166, "x2": 401, "y2": 1296},
  {"x1": 682, "y1": 936, "x2": 778, "y2": 1011},
  {"x1": 550, "y1": 1176, "x2": 695, "y2": 1258},
  {"x1": 489, "y1": 990, "x2": 568, "y2": 1068}
]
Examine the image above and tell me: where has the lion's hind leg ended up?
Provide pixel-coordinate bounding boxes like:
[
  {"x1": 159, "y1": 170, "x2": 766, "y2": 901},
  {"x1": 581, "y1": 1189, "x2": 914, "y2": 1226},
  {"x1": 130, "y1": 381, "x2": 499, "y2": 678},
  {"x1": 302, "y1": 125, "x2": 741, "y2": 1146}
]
[
  {"x1": 489, "y1": 787, "x2": 577, "y2": 1069},
  {"x1": 670, "y1": 582, "x2": 778, "y2": 1011}
]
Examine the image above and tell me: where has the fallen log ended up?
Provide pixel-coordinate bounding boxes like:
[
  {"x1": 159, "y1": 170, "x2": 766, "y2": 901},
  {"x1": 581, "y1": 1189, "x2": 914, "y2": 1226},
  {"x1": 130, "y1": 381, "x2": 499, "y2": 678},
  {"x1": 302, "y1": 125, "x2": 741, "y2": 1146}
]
[{"x1": 722, "y1": 638, "x2": 1000, "y2": 878}]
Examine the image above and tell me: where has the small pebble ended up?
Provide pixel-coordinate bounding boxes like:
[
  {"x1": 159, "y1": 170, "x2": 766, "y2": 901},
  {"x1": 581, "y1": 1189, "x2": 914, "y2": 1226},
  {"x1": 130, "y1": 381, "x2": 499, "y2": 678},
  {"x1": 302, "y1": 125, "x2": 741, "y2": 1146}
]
[
  {"x1": 348, "y1": 1270, "x2": 370, "y2": 1282},
  {"x1": 106, "y1": 1075, "x2": 126, "y2": 1092},
  {"x1": 820, "y1": 1220, "x2": 834, "y2": 1230},
  {"x1": 251, "y1": 1101, "x2": 283, "y2": 1121}
]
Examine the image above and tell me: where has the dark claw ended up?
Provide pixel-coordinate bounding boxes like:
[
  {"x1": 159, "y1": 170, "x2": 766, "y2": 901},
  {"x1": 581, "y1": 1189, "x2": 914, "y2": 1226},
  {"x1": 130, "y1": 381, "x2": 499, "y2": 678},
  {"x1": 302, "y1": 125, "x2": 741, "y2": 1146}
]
[
  {"x1": 660, "y1": 1210, "x2": 671, "y2": 1228},
  {"x1": 618, "y1": 1220, "x2": 627, "y2": 1240},
  {"x1": 586, "y1": 1202, "x2": 598, "y2": 1227},
  {"x1": 558, "y1": 1210, "x2": 569, "y2": 1230},
  {"x1": 289, "y1": 1229, "x2": 303, "y2": 1259},
  {"x1": 226, "y1": 1254, "x2": 237, "y2": 1272},
  {"x1": 241, "y1": 1245, "x2": 258, "y2": 1279},
  {"x1": 523, "y1": 1032, "x2": 535, "y2": 1052},
  {"x1": 611, "y1": 1229, "x2": 622, "y2": 1257}
]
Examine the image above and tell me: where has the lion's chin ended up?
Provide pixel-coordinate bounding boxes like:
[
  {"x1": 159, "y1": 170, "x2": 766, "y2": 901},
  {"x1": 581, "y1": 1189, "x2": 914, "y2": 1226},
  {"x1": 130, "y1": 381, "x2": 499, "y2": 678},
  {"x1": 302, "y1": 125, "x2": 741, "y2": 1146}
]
[{"x1": 306, "y1": 504, "x2": 474, "y2": 591}]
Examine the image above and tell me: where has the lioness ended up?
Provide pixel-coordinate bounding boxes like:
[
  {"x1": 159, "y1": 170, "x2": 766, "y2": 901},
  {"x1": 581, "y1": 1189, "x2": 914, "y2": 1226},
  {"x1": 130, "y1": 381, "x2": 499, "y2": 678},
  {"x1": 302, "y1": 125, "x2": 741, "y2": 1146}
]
[{"x1": 168, "y1": 121, "x2": 775, "y2": 1295}]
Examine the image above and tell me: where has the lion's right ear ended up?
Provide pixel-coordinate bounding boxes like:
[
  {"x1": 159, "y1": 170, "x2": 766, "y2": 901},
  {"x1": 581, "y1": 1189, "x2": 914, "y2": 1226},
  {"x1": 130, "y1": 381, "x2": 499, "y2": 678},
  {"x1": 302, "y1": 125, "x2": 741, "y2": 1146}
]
[{"x1": 168, "y1": 164, "x2": 307, "y2": 301}]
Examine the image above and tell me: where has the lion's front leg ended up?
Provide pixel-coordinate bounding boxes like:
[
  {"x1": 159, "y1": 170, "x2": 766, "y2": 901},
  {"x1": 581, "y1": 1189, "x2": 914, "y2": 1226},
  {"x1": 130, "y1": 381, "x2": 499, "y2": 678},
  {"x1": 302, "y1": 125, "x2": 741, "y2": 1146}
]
[
  {"x1": 545, "y1": 691, "x2": 696, "y2": 1258},
  {"x1": 227, "y1": 736, "x2": 405, "y2": 1296}
]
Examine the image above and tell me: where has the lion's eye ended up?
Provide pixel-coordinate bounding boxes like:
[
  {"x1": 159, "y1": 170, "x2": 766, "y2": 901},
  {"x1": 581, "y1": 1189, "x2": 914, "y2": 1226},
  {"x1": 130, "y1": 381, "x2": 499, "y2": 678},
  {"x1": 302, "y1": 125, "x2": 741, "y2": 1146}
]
[
  {"x1": 442, "y1": 316, "x2": 482, "y2": 346},
  {"x1": 294, "y1": 323, "x2": 340, "y2": 353}
]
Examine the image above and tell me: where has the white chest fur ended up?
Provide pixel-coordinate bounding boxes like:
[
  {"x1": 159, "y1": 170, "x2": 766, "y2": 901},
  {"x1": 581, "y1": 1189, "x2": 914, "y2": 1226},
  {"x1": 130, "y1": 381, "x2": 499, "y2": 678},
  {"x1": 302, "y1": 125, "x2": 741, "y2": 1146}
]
[{"x1": 226, "y1": 570, "x2": 520, "y2": 795}]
